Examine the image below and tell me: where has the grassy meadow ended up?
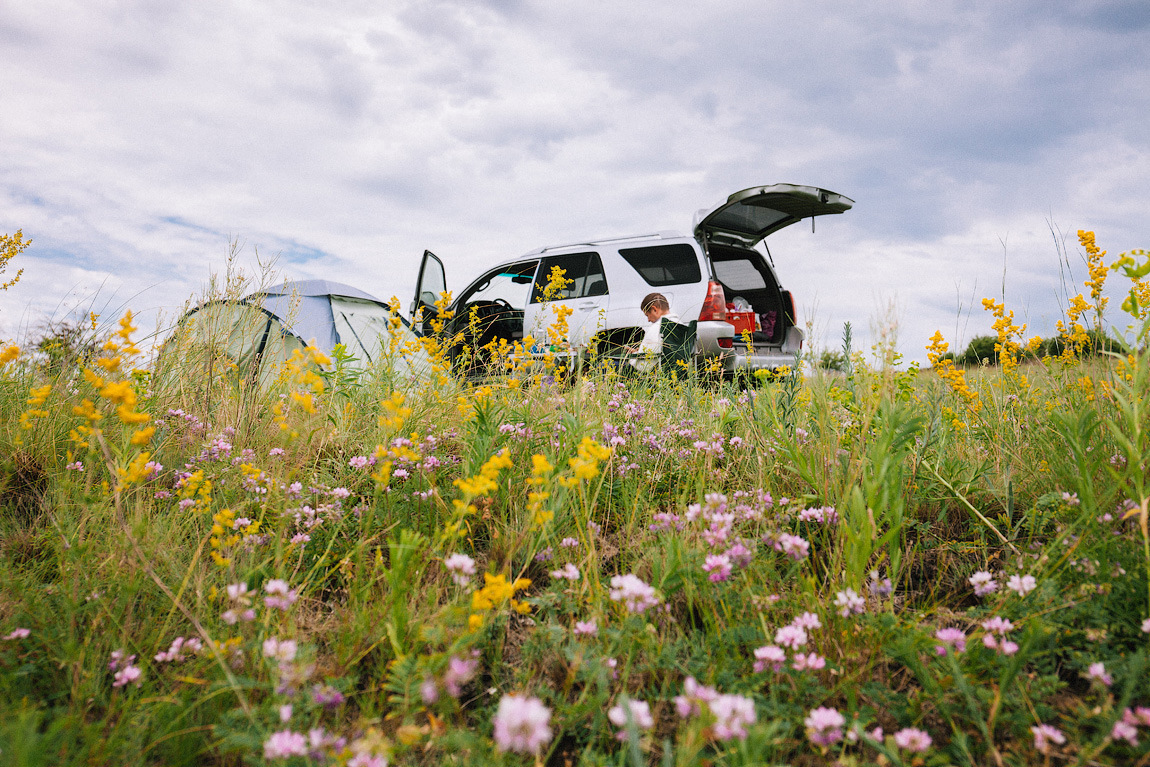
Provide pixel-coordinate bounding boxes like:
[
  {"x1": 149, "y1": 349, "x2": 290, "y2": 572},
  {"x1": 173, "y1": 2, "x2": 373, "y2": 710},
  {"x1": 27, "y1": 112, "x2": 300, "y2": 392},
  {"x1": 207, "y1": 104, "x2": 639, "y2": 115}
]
[{"x1": 2, "y1": 230, "x2": 1150, "y2": 766}]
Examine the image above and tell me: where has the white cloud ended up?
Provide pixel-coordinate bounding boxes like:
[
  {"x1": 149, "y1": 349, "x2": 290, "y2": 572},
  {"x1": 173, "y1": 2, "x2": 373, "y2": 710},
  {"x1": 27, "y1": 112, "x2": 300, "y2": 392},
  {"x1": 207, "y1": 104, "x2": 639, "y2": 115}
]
[{"x1": 0, "y1": 0, "x2": 1147, "y2": 365}]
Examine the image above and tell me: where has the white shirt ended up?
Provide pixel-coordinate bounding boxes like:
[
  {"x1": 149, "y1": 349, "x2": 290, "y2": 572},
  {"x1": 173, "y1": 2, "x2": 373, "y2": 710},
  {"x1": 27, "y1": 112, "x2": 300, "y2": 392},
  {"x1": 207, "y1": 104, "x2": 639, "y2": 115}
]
[{"x1": 630, "y1": 312, "x2": 681, "y2": 370}]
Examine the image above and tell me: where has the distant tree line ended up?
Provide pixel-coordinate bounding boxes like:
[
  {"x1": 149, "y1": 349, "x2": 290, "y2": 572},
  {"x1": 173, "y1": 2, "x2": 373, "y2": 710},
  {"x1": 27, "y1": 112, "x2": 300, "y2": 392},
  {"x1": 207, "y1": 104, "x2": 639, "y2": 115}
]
[
  {"x1": 812, "y1": 329, "x2": 1125, "y2": 372},
  {"x1": 935, "y1": 330, "x2": 1124, "y2": 367}
]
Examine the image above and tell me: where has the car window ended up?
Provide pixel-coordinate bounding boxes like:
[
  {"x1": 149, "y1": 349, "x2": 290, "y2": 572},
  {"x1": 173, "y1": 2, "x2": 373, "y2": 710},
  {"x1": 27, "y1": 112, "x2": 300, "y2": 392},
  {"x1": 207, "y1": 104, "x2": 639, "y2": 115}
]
[
  {"x1": 705, "y1": 207, "x2": 790, "y2": 238},
  {"x1": 531, "y1": 252, "x2": 607, "y2": 302},
  {"x1": 618, "y1": 244, "x2": 701, "y2": 286},
  {"x1": 712, "y1": 259, "x2": 767, "y2": 290},
  {"x1": 460, "y1": 261, "x2": 539, "y2": 310}
]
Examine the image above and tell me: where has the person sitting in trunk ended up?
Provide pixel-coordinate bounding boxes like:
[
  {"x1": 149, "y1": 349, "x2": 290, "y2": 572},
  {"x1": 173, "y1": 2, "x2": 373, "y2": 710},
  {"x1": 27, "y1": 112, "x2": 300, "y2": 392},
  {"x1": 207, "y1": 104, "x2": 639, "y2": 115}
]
[{"x1": 628, "y1": 292, "x2": 683, "y2": 372}]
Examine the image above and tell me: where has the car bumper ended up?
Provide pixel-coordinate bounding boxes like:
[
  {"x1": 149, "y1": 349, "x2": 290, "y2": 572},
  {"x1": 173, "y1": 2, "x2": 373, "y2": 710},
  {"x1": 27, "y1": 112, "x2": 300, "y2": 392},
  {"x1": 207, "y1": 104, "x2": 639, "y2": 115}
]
[{"x1": 697, "y1": 323, "x2": 804, "y2": 372}]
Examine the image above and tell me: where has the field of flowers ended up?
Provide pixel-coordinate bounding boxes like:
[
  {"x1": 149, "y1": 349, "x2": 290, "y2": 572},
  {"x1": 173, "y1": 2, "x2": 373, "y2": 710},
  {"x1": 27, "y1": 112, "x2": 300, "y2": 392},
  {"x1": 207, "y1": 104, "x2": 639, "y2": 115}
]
[{"x1": 2, "y1": 230, "x2": 1150, "y2": 766}]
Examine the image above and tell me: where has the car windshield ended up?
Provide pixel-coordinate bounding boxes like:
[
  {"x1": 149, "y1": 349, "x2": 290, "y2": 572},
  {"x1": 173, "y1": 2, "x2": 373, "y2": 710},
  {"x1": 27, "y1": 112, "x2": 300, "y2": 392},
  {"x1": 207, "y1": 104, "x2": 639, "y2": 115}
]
[{"x1": 460, "y1": 262, "x2": 538, "y2": 309}]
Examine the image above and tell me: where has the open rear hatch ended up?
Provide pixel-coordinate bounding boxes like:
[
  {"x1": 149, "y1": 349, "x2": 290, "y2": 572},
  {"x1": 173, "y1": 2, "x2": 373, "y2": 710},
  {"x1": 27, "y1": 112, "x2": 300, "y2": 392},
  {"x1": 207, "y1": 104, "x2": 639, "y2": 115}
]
[{"x1": 693, "y1": 184, "x2": 854, "y2": 248}]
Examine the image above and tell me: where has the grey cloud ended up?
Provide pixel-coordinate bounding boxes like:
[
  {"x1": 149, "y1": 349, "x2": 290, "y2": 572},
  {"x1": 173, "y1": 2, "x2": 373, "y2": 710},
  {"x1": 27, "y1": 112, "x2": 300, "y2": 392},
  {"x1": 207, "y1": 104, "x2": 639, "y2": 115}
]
[{"x1": 1, "y1": 1, "x2": 1148, "y2": 363}]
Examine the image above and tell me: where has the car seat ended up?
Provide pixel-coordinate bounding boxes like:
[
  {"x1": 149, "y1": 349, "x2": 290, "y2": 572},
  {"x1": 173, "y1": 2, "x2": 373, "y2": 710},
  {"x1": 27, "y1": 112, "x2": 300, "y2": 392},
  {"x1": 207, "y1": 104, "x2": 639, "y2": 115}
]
[{"x1": 659, "y1": 319, "x2": 697, "y2": 377}]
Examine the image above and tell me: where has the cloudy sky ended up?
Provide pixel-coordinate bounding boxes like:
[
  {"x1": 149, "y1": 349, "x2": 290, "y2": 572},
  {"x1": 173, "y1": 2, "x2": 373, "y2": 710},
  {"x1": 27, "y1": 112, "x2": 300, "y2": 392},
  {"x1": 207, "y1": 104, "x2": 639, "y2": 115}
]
[{"x1": 2, "y1": 0, "x2": 1148, "y2": 364}]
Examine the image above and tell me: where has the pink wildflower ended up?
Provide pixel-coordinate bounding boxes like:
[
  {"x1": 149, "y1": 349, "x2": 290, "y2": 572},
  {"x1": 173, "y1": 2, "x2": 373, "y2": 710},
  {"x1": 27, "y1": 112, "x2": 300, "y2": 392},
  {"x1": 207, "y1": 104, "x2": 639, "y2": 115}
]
[
  {"x1": 792, "y1": 612, "x2": 822, "y2": 630},
  {"x1": 262, "y1": 637, "x2": 298, "y2": 663},
  {"x1": 893, "y1": 727, "x2": 932, "y2": 752},
  {"x1": 726, "y1": 541, "x2": 754, "y2": 567},
  {"x1": 608, "y1": 574, "x2": 660, "y2": 614},
  {"x1": 312, "y1": 684, "x2": 345, "y2": 709},
  {"x1": 792, "y1": 652, "x2": 826, "y2": 671},
  {"x1": 805, "y1": 706, "x2": 845, "y2": 746},
  {"x1": 492, "y1": 694, "x2": 552, "y2": 754},
  {"x1": 798, "y1": 505, "x2": 838, "y2": 524},
  {"x1": 1112, "y1": 718, "x2": 1139, "y2": 746},
  {"x1": 774, "y1": 624, "x2": 808, "y2": 649},
  {"x1": 154, "y1": 636, "x2": 203, "y2": 663},
  {"x1": 222, "y1": 607, "x2": 256, "y2": 625},
  {"x1": 934, "y1": 627, "x2": 967, "y2": 656},
  {"x1": 574, "y1": 620, "x2": 598, "y2": 637},
  {"x1": 608, "y1": 698, "x2": 654, "y2": 739},
  {"x1": 969, "y1": 571, "x2": 997, "y2": 596},
  {"x1": 674, "y1": 676, "x2": 719, "y2": 718},
  {"x1": 775, "y1": 533, "x2": 810, "y2": 561},
  {"x1": 1007, "y1": 574, "x2": 1037, "y2": 597},
  {"x1": 264, "y1": 579, "x2": 298, "y2": 610},
  {"x1": 1031, "y1": 723, "x2": 1066, "y2": 754},
  {"x1": 703, "y1": 553, "x2": 733, "y2": 582},
  {"x1": 443, "y1": 553, "x2": 476, "y2": 586},
  {"x1": 444, "y1": 654, "x2": 479, "y2": 697},
  {"x1": 549, "y1": 563, "x2": 580, "y2": 581},
  {"x1": 3, "y1": 628, "x2": 30, "y2": 640},
  {"x1": 710, "y1": 694, "x2": 757, "y2": 740},
  {"x1": 226, "y1": 582, "x2": 250, "y2": 602},
  {"x1": 753, "y1": 645, "x2": 787, "y2": 673},
  {"x1": 1086, "y1": 661, "x2": 1112, "y2": 686},
  {"x1": 112, "y1": 664, "x2": 142, "y2": 688},
  {"x1": 834, "y1": 588, "x2": 865, "y2": 617},
  {"x1": 981, "y1": 616, "x2": 1014, "y2": 635},
  {"x1": 264, "y1": 729, "x2": 308, "y2": 759}
]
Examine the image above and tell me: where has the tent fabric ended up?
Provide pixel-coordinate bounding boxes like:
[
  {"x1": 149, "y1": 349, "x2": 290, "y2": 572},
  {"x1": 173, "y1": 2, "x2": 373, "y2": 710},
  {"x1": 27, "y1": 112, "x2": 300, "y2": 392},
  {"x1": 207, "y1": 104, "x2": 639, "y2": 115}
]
[
  {"x1": 252, "y1": 293, "x2": 341, "y2": 351},
  {"x1": 259, "y1": 279, "x2": 380, "y2": 301},
  {"x1": 242, "y1": 280, "x2": 411, "y2": 364},
  {"x1": 161, "y1": 279, "x2": 429, "y2": 389}
]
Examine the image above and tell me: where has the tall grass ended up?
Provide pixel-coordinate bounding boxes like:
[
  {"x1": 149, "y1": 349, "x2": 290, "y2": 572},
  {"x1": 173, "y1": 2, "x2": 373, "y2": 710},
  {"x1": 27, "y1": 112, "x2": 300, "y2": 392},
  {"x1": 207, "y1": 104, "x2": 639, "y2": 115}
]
[{"x1": 1, "y1": 231, "x2": 1149, "y2": 765}]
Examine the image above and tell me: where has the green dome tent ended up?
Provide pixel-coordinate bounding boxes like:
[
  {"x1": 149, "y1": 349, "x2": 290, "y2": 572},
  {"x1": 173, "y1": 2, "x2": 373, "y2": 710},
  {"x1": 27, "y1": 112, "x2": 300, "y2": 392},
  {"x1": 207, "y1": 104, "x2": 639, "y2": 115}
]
[{"x1": 158, "y1": 279, "x2": 429, "y2": 393}]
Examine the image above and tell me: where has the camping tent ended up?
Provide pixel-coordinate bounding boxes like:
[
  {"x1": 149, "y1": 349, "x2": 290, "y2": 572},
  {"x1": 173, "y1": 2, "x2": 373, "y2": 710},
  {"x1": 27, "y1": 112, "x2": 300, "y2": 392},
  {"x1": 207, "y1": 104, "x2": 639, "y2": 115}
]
[{"x1": 159, "y1": 279, "x2": 429, "y2": 391}]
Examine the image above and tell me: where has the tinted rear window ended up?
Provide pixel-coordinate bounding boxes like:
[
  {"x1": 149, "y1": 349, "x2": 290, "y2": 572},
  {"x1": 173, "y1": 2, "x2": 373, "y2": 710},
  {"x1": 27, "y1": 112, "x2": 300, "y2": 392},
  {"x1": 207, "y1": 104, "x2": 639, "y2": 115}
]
[{"x1": 618, "y1": 244, "x2": 701, "y2": 286}]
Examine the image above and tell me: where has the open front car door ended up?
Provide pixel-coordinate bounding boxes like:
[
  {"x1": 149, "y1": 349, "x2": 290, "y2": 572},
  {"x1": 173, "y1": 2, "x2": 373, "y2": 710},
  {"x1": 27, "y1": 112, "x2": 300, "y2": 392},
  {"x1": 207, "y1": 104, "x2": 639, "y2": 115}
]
[{"x1": 411, "y1": 250, "x2": 446, "y2": 336}]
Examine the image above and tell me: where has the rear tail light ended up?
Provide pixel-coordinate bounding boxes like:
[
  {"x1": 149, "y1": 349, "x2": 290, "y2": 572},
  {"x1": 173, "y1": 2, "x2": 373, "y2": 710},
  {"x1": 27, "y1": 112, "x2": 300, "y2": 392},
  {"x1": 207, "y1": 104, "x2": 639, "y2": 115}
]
[
  {"x1": 718, "y1": 338, "x2": 733, "y2": 349},
  {"x1": 781, "y1": 290, "x2": 796, "y2": 324},
  {"x1": 699, "y1": 281, "x2": 728, "y2": 322}
]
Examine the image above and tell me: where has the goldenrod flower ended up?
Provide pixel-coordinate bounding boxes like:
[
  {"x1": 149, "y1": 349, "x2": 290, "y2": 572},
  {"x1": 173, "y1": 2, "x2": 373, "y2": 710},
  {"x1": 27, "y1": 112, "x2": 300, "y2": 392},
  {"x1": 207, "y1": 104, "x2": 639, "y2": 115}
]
[
  {"x1": 118, "y1": 452, "x2": 153, "y2": 486},
  {"x1": 926, "y1": 331, "x2": 981, "y2": 417}
]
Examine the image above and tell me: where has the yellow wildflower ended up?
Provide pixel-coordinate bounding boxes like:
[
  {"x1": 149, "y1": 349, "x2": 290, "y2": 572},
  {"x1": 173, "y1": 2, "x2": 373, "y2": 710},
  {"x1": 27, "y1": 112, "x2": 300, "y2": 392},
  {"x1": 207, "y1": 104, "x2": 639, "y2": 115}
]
[
  {"x1": 926, "y1": 331, "x2": 981, "y2": 416},
  {"x1": 118, "y1": 452, "x2": 153, "y2": 486}
]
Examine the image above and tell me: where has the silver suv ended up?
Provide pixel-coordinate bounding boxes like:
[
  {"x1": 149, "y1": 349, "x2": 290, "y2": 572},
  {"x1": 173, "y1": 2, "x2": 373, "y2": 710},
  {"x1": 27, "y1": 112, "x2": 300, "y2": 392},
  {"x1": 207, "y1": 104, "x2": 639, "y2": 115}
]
[{"x1": 411, "y1": 184, "x2": 853, "y2": 374}]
